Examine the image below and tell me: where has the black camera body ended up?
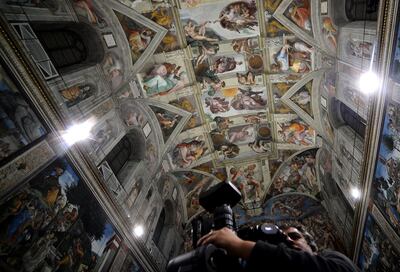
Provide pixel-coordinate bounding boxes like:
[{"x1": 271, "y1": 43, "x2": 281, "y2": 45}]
[{"x1": 167, "y1": 181, "x2": 288, "y2": 272}]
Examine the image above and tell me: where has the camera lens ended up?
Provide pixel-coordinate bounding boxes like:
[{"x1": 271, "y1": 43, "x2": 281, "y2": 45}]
[{"x1": 214, "y1": 204, "x2": 234, "y2": 230}]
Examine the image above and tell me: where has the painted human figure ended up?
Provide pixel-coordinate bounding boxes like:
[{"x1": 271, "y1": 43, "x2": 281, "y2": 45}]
[
  {"x1": 273, "y1": 176, "x2": 285, "y2": 194},
  {"x1": 0, "y1": 86, "x2": 46, "y2": 144},
  {"x1": 272, "y1": 40, "x2": 312, "y2": 73},
  {"x1": 322, "y1": 17, "x2": 337, "y2": 48},
  {"x1": 196, "y1": 44, "x2": 219, "y2": 67},
  {"x1": 231, "y1": 92, "x2": 266, "y2": 110},
  {"x1": 292, "y1": 90, "x2": 311, "y2": 106},
  {"x1": 74, "y1": 0, "x2": 105, "y2": 27},
  {"x1": 280, "y1": 121, "x2": 313, "y2": 145},
  {"x1": 205, "y1": 97, "x2": 230, "y2": 113},
  {"x1": 288, "y1": 1, "x2": 311, "y2": 31},
  {"x1": 174, "y1": 140, "x2": 205, "y2": 168},
  {"x1": 212, "y1": 56, "x2": 243, "y2": 74},
  {"x1": 348, "y1": 40, "x2": 373, "y2": 59},
  {"x1": 102, "y1": 54, "x2": 123, "y2": 89},
  {"x1": 22, "y1": 231, "x2": 57, "y2": 272},
  {"x1": 125, "y1": 111, "x2": 144, "y2": 127},
  {"x1": 156, "y1": 112, "x2": 180, "y2": 129},
  {"x1": 230, "y1": 167, "x2": 248, "y2": 201},
  {"x1": 203, "y1": 78, "x2": 225, "y2": 96},
  {"x1": 218, "y1": 2, "x2": 257, "y2": 32},
  {"x1": 228, "y1": 126, "x2": 253, "y2": 143},
  {"x1": 248, "y1": 139, "x2": 270, "y2": 153},
  {"x1": 237, "y1": 71, "x2": 255, "y2": 85},
  {"x1": 184, "y1": 21, "x2": 219, "y2": 43},
  {"x1": 214, "y1": 116, "x2": 233, "y2": 131},
  {"x1": 246, "y1": 174, "x2": 262, "y2": 200},
  {"x1": 60, "y1": 84, "x2": 94, "y2": 107},
  {"x1": 128, "y1": 29, "x2": 153, "y2": 55},
  {"x1": 300, "y1": 153, "x2": 317, "y2": 190},
  {"x1": 232, "y1": 38, "x2": 256, "y2": 54},
  {"x1": 143, "y1": 63, "x2": 186, "y2": 95},
  {"x1": 272, "y1": 44, "x2": 290, "y2": 72}
]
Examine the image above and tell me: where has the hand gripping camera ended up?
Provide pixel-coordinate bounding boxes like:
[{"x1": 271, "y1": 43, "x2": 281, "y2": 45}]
[{"x1": 167, "y1": 181, "x2": 289, "y2": 272}]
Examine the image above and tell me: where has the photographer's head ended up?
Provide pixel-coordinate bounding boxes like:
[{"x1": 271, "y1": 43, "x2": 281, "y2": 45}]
[{"x1": 280, "y1": 225, "x2": 318, "y2": 254}]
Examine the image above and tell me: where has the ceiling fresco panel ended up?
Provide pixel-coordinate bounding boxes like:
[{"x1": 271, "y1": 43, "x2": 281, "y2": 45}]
[
  {"x1": 266, "y1": 36, "x2": 314, "y2": 74},
  {"x1": 289, "y1": 80, "x2": 313, "y2": 117},
  {"x1": 268, "y1": 149, "x2": 295, "y2": 180},
  {"x1": 227, "y1": 161, "x2": 268, "y2": 207},
  {"x1": 168, "y1": 134, "x2": 210, "y2": 169},
  {"x1": 263, "y1": 0, "x2": 283, "y2": 14},
  {"x1": 152, "y1": 107, "x2": 181, "y2": 139},
  {"x1": 283, "y1": 0, "x2": 312, "y2": 34},
  {"x1": 143, "y1": 6, "x2": 183, "y2": 53},
  {"x1": 193, "y1": 161, "x2": 228, "y2": 182},
  {"x1": 137, "y1": 50, "x2": 191, "y2": 97},
  {"x1": 193, "y1": 37, "x2": 264, "y2": 93},
  {"x1": 201, "y1": 85, "x2": 268, "y2": 118},
  {"x1": 108, "y1": 1, "x2": 167, "y2": 72},
  {"x1": 169, "y1": 95, "x2": 203, "y2": 130},
  {"x1": 172, "y1": 170, "x2": 218, "y2": 220},
  {"x1": 179, "y1": 0, "x2": 260, "y2": 45},
  {"x1": 274, "y1": 114, "x2": 316, "y2": 148},
  {"x1": 266, "y1": 148, "x2": 319, "y2": 197},
  {"x1": 279, "y1": 70, "x2": 326, "y2": 135},
  {"x1": 271, "y1": 81, "x2": 296, "y2": 114},
  {"x1": 113, "y1": 10, "x2": 156, "y2": 65}
]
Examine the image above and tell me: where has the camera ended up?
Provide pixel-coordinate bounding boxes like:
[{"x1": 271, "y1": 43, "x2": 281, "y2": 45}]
[{"x1": 166, "y1": 181, "x2": 289, "y2": 272}]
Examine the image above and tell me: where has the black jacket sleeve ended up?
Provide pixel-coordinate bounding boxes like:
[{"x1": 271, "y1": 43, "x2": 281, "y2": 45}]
[{"x1": 245, "y1": 241, "x2": 360, "y2": 272}]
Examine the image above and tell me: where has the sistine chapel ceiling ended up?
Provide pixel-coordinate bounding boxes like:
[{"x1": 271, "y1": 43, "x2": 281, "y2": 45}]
[{"x1": 0, "y1": 0, "x2": 379, "y2": 269}]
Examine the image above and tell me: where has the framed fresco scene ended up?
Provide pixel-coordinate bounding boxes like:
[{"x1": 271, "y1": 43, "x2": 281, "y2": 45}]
[
  {"x1": 0, "y1": 54, "x2": 47, "y2": 166},
  {"x1": 0, "y1": 157, "x2": 121, "y2": 272}
]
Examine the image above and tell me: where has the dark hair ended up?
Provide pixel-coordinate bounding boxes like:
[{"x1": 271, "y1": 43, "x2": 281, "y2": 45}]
[{"x1": 280, "y1": 224, "x2": 318, "y2": 252}]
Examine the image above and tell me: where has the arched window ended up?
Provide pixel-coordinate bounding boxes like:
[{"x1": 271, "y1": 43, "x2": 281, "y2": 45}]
[
  {"x1": 35, "y1": 30, "x2": 87, "y2": 69},
  {"x1": 31, "y1": 22, "x2": 104, "y2": 74},
  {"x1": 345, "y1": 0, "x2": 379, "y2": 21},
  {"x1": 103, "y1": 128, "x2": 146, "y2": 185},
  {"x1": 153, "y1": 209, "x2": 166, "y2": 246},
  {"x1": 105, "y1": 136, "x2": 131, "y2": 176},
  {"x1": 153, "y1": 200, "x2": 175, "y2": 255},
  {"x1": 339, "y1": 102, "x2": 366, "y2": 138}
]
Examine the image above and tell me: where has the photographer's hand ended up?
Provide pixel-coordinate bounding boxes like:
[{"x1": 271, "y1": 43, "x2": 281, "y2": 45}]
[{"x1": 197, "y1": 227, "x2": 255, "y2": 260}]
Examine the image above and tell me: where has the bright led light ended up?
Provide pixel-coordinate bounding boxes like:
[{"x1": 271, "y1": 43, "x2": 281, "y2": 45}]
[
  {"x1": 359, "y1": 71, "x2": 379, "y2": 95},
  {"x1": 62, "y1": 119, "x2": 95, "y2": 146},
  {"x1": 350, "y1": 187, "x2": 361, "y2": 200},
  {"x1": 133, "y1": 225, "x2": 144, "y2": 237}
]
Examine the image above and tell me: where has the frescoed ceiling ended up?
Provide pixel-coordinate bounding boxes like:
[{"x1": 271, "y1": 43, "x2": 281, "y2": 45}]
[
  {"x1": 111, "y1": 0, "x2": 338, "y2": 219},
  {"x1": 0, "y1": 0, "x2": 353, "y2": 246}
]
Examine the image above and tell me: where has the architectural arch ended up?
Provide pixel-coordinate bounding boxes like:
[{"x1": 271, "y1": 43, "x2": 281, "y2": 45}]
[
  {"x1": 153, "y1": 200, "x2": 175, "y2": 256},
  {"x1": 31, "y1": 22, "x2": 104, "y2": 74},
  {"x1": 105, "y1": 127, "x2": 146, "y2": 185}
]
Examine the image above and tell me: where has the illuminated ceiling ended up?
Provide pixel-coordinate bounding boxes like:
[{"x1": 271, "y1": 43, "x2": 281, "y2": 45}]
[{"x1": 106, "y1": 0, "x2": 338, "y2": 217}]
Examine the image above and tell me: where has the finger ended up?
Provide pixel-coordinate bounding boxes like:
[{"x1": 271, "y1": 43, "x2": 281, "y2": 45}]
[
  {"x1": 197, "y1": 235, "x2": 207, "y2": 246},
  {"x1": 199, "y1": 234, "x2": 214, "y2": 246},
  {"x1": 197, "y1": 230, "x2": 214, "y2": 246}
]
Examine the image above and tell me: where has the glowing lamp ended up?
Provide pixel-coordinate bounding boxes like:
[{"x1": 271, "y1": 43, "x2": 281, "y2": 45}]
[
  {"x1": 133, "y1": 225, "x2": 144, "y2": 237},
  {"x1": 359, "y1": 71, "x2": 379, "y2": 95},
  {"x1": 62, "y1": 119, "x2": 95, "y2": 146}
]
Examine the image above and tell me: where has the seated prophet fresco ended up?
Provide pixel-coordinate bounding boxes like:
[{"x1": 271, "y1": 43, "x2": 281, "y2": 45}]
[{"x1": 142, "y1": 63, "x2": 188, "y2": 96}]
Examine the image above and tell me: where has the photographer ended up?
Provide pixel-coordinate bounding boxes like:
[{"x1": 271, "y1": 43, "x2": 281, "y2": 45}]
[{"x1": 198, "y1": 225, "x2": 360, "y2": 272}]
